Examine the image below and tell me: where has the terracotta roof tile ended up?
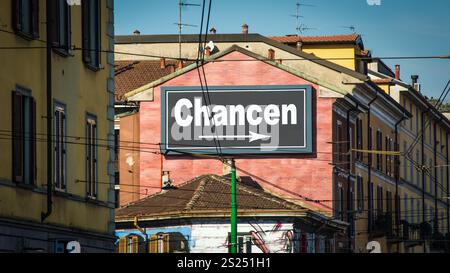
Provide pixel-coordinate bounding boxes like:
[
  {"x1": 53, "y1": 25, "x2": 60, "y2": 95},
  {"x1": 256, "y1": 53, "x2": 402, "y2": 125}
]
[
  {"x1": 114, "y1": 60, "x2": 177, "y2": 102},
  {"x1": 269, "y1": 34, "x2": 361, "y2": 45},
  {"x1": 116, "y1": 174, "x2": 307, "y2": 218}
]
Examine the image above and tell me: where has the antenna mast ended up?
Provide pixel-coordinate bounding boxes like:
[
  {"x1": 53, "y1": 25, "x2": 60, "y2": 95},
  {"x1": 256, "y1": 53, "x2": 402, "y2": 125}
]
[
  {"x1": 176, "y1": 0, "x2": 200, "y2": 61},
  {"x1": 292, "y1": 1, "x2": 315, "y2": 36}
]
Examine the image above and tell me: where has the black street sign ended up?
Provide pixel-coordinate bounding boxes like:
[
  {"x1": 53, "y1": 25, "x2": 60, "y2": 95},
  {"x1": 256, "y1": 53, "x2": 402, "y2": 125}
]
[{"x1": 160, "y1": 85, "x2": 313, "y2": 155}]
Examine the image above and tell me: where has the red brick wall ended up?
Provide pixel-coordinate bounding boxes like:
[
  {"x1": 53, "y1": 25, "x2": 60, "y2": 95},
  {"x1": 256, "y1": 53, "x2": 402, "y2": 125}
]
[{"x1": 138, "y1": 51, "x2": 335, "y2": 211}]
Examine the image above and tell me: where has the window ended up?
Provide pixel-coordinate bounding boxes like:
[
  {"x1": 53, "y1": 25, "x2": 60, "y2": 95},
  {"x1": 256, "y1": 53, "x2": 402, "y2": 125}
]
[
  {"x1": 228, "y1": 234, "x2": 252, "y2": 253},
  {"x1": 429, "y1": 121, "x2": 433, "y2": 145},
  {"x1": 376, "y1": 186, "x2": 383, "y2": 216},
  {"x1": 429, "y1": 159, "x2": 434, "y2": 195},
  {"x1": 86, "y1": 115, "x2": 98, "y2": 198},
  {"x1": 368, "y1": 182, "x2": 374, "y2": 228},
  {"x1": 409, "y1": 102, "x2": 413, "y2": 130},
  {"x1": 415, "y1": 200, "x2": 420, "y2": 224},
  {"x1": 338, "y1": 185, "x2": 344, "y2": 221},
  {"x1": 82, "y1": 0, "x2": 101, "y2": 69},
  {"x1": 356, "y1": 118, "x2": 363, "y2": 161},
  {"x1": 357, "y1": 176, "x2": 364, "y2": 213},
  {"x1": 336, "y1": 121, "x2": 344, "y2": 164},
  {"x1": 386, "y1": 191, "x2": 393, "y2": 215},
  {"x1": 404, "y1": 194, "x2": 409, "y2": 222},
  {"x1": 403, "y1": 142, "x2": 408, "y2": 180},
  {"x1": 12, "y1": 0, "x2": 39, "y2": 39},
  {"x1": 376, "y1": 130, "x2": 382, "y2": 171},
  {"x1": 385, "y1": 137, "x2": 393, "y2": 176},
  {"x1": 12, "y1": 89, "x2": 36, "y2": 185},
  {"x1": 50, "y1": 0, "x2": 71, "y2": 54},
  {"x1": 415, "y1": 107, "x2": 419, "y2": 133},
  {"x1": 54, "y1": 104, "x2": 67, "y2": 191},
  {"x1": 368, "y1": 126, "x2": 373, "y2": 167},
  {"x1": 415, "y1": 150, "x2": 420, "y2": 187}
]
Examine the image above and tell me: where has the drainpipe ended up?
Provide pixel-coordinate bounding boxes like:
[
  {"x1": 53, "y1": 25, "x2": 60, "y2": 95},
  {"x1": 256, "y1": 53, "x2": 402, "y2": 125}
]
[
  {"x1": 394, "y1": 115, "x2": 407, "y2": 253},
  {"x1": 42, "y1": 0, "x2": 53, "y2": 222},
  {"x1": 134, "y1": 217, "x2": 149, "y2": 253},
  {"x1": 367, "y1": 93, "x2": 379, "y2": 234}
]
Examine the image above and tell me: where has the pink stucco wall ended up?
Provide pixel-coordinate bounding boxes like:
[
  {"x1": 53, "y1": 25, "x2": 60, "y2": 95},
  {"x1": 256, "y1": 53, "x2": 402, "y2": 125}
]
[{"x1": 139, "y1": 51, "x2": 335, "y2": 211}]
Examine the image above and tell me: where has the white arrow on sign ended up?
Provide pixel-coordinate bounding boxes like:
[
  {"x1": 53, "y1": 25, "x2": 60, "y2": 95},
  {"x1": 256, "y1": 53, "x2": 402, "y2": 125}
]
[{"x1": 199, "y1": 131, "x2": 271, "y2": 143}]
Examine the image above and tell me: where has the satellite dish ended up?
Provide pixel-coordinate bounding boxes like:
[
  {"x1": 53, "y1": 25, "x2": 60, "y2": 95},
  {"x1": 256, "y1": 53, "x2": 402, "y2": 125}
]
[
  {"x1": 366, "y1": 241, "x2": 381, "y2": 253},
  {"x1": 206, "y1": 41, "x2": 215, "y2": 51}
]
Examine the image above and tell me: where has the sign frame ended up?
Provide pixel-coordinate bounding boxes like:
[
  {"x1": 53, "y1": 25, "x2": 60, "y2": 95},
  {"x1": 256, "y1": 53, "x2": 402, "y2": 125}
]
[{"x1": 160, "y1": 85, "x2": 314, "y2": 155}]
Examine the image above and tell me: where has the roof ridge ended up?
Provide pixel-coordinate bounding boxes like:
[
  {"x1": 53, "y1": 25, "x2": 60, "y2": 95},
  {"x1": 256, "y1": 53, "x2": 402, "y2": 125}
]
[
  {"x1": 184, "y1": 176, "x2": 209, "y2": 210},
  {"x1": 116, "y1": 174, "x2": 209, "y2": 211},
  {"x1": 209, "y1": 175, "x2": 304, "y2": 211}
]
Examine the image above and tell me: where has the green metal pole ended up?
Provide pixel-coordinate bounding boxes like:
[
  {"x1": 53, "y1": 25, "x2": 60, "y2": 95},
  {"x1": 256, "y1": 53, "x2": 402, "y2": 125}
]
[{"x1": 230, "y1": 159, "x2": 238, "y2": 254}]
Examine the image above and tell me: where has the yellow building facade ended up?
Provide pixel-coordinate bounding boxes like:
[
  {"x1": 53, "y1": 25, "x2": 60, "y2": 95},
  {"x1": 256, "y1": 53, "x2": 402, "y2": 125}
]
[
  {"x1": 298, "y1": 36, "x2": 450, "y2": 253},
  {"x1": 0, "y1": 0, "x2": 115, "y2": 253}
]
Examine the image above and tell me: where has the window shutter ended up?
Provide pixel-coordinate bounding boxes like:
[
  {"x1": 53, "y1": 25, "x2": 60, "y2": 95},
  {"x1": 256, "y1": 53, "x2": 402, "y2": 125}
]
[
  {"x1": 31, "y1": 0, "x2": 39, "y2": 38},
  {"x1": 163, "y1": 234, "x2": 170, "y2": 253},
  {"x1": 61, "y1": 111, "x2": 66, "y2": 189},
  {"x1": 49, "y1": 0, "x2": 58, "y2": 46},
  {"x1": 118, "y1": 237, "x2": 127, "y2": 253},
  {"x1": 30, "y1": 98, "x2": 36, "y2": 184},
  {"x1": 81, "y1": 0, "x2": 91, "y2": 63},
  {"x1": 12, "y1": 91, "x2": 24, "y2": 183},
  {"x1": 12, "y1": 0, "x2": 22, "y2": 31},
  {"x1": 131, "y1": 236, "x2": 139, "y2": 253},
  {"x1": 149, "y1": 235, "x2": 158, "y2": 253}
]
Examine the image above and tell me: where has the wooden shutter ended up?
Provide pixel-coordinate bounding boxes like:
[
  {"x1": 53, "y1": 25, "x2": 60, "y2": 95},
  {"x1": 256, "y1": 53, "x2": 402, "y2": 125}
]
[
  {"x1": 31, "y1": 0, "x2": 39, "y2": 38},
  {"x1": 12, "y1": 0, "x2": 22, "y2": 31},
  {"x1": 131, "y1": 236, "x2": 139, "y2": 253},
  {"x1": 149, "y1": 235, "x2": 158, "y2": 253},
  {"x1": 81, "y1": 0, "x2": 91, "y2": 63},
  {"x1": 118, "y1": 237, "x2": 127, "y2": 253},
  {"x1": 163, "y1": 234, "x2": 170, "y2": 253},
  {"x1": 12, "y1": 91, "x2": 23, "y2": 183}
]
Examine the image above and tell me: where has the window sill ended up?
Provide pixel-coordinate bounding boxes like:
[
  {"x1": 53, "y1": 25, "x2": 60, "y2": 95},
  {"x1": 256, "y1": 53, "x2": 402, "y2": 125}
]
[
  {"x1": 84, "y1": 62, "x2": 101, "y2": 72},
  {"x1": 53, "y1": 47, "x2": 74, "y2": 58},
  {"x1": 15, "y1": 183, "x2": 37, "y2": 191},
  {"x1": 14, "y1": 30, "x2": 39, "y2": 42}
]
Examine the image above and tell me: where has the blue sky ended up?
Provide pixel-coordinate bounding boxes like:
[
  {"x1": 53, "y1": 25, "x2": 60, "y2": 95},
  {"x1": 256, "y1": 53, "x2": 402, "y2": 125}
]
[{"x1": 115, "y1": 0, "x2": 450, "y2": 99}]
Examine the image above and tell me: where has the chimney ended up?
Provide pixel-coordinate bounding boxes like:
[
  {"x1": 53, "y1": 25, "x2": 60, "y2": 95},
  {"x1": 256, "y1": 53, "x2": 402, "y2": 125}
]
[
  {"x1": 177, "y1": 60, "x2": 184, "y2": 70},
  {"x1": 133, "y1": 29, "x2": 141, "y2": 36},
  {"x1": 160, "y1": 58, "x2": 166, "y2": 69},
  {"x1": 411, "y1": 75, "x2": 421, "y2": 92},
  {"x1": 268, "y1": 49, "x2": 275, "y2": 60},
  {"x1": 162, "y1": 171, "x2": 172, "y2": 190},
  {"x1": 242, "y1": 23, "x2": 249, "y2": 35},
  {"x1": 222, "y1": 159, "x2": 233, "y2": 176},
  {"x1": 209, "y1": 27, "x2": 217, "y2": 34},
  {"x1": 205, "y1": 47, "x2": 211, "y2": 57},
  {"x1": 411, "y1": 75, "x2": 419, "y2": 85},
  {"x1": 395, "y1": 65, "x2": 400, "y2": 80},
  {"x1": 296, "y1": 41, "x2": 303, "y2": 51}
]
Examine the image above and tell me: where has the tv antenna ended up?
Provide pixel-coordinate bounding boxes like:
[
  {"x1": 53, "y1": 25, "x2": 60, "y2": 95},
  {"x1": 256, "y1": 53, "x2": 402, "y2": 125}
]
[
  {"x1": 340, "y1": 25, "x2": 356, "y2": 33},
  {"x1": 292, "y1": 2, "x2": 315, "y2": 36},
  {"x1": 175, "y1": 0, "x2": 200, "y2": 60}
]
